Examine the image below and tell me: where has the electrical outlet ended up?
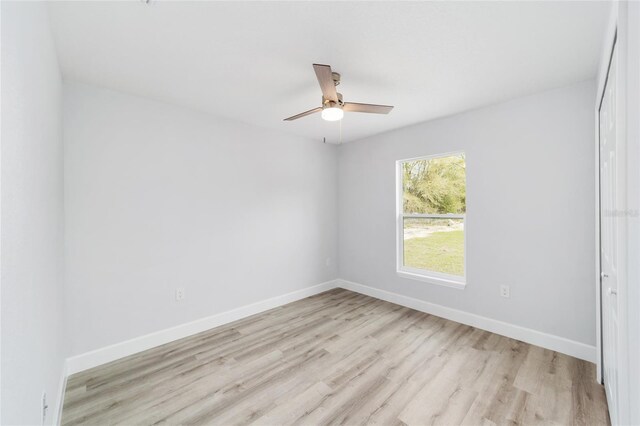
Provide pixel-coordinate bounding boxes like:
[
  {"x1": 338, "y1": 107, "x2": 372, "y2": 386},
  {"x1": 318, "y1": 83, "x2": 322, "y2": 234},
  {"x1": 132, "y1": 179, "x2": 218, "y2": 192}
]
[
  {"x1": 175, "y1": 287, "x2": 185, "y2": 301},
  {"x1": 42, "y1": 392, "x2": 48, "y2": 424},
  {"x1": 500, "y1": 285, "x2": 510, "y2": 298}
]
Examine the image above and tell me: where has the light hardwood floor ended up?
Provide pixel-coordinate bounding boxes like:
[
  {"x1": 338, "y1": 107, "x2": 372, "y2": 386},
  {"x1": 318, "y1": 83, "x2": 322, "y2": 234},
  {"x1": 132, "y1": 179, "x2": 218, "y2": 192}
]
[{"x1": 62, "y1": 289, "x2": 609, "y2": 425}]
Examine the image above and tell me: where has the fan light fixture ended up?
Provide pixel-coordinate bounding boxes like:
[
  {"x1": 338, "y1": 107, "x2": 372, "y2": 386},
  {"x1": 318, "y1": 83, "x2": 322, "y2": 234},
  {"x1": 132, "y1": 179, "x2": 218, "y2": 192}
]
[{"x1": 321, "y1": 107, "x2": 344, "y2": 122}]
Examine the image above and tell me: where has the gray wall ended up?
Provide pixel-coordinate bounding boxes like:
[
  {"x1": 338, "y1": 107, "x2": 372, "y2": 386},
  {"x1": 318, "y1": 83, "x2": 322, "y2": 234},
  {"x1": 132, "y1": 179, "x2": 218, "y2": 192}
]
[
  {"x1": 1, "y1": 2, "x2": 66, "y2": 424},
  {"x1": 63, "y1": 82, "x2": 338, "y2": 356},
  {"x1": 338, "y1": 80, "x2": 596, "y2": 345}
]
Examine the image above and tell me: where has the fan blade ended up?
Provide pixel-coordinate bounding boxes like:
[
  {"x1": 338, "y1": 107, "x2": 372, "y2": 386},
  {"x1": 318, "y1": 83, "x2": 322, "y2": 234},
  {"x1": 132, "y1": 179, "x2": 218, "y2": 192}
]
[
  {"x1": 343, "y1": 102, "x2": 394, "y2": 114},
  {"x1": 283, "y1": 107, "x2": 322, "y2": 121},
  {"x1": 313, "y1": 64, "x2": 338, "y2": 103}
]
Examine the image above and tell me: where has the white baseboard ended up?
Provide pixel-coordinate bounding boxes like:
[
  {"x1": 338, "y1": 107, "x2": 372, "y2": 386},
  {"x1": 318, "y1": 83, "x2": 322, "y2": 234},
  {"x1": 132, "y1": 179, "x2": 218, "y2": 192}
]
[
  {"x1": 336, "y1": 279, "x2": 597, "y2": 362},
  {"x1": 65, "y1": 280, "x2": 338, "y2": 375},
  {"x1": 64, "y1": 277, "x2": 595, "y2": 381}
]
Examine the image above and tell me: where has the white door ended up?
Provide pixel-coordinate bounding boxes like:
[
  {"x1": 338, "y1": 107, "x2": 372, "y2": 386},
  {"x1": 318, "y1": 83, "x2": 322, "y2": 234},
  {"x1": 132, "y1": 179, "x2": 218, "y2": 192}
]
[{"x1": 600, "y1": 43, "x2": 619, "y2": 425}]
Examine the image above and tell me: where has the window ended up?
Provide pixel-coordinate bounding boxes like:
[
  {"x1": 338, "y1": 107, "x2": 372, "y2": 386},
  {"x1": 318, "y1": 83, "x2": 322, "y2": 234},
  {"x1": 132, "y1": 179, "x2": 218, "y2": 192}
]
[{"x1": 396, "y1": 152, "x2": 466, "y2": 288}]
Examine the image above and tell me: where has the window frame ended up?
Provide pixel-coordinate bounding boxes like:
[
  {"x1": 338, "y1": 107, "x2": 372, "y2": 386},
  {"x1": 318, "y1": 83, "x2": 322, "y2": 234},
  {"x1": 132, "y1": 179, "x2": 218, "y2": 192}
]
[{"x1": 396, "y1": 151, "x2": 467, "y2": 289}]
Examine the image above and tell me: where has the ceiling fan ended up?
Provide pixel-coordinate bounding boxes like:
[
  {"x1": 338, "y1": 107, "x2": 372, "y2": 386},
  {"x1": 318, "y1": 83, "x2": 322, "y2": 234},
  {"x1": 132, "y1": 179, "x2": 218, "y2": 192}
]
[{"x1": 284, "y1": 64, "x2": 393, "y2": 122}]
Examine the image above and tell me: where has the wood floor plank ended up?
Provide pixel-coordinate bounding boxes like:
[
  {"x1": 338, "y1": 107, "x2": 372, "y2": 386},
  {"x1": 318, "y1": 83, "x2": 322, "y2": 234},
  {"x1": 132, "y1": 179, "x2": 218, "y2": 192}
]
[{"x1": 61, "y1": 289, "x2": 610, "y2": 425}]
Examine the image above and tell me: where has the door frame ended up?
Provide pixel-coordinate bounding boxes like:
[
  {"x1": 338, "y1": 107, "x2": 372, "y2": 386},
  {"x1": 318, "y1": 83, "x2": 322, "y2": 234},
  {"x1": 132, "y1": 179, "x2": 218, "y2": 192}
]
[
  {"x1": 597, "y1": 33, "x2": 620, "y2": 424},
  {"x1": 595, "y1": 2, "x2": 632, "y2": 424},
  {"x1": 595, "y1": 1, "x2": 618, "y2": 387}
]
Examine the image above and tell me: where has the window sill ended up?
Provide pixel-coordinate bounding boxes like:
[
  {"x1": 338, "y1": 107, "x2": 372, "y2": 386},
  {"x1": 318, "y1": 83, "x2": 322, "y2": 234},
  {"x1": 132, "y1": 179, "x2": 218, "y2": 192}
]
[{"x1": 397, "y1": 270, "x2": 466, "y2": 290}]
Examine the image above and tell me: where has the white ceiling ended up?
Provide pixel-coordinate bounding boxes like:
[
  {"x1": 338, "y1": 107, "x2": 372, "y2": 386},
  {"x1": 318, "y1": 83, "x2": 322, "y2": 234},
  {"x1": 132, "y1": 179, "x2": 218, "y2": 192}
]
[{"x1": 48, "y1": 1, "x2": 609, "y2": 143}]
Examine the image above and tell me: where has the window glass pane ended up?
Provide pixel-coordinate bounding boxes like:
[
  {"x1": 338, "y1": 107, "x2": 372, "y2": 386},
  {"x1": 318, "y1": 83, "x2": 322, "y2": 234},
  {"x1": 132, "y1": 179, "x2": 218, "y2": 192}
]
[
  {"x1": 403, "y1": 218, "x2": 464, "y2": 276},
  {"x1": 402, "y1": 154, "x2": 466, "y2": 214}
]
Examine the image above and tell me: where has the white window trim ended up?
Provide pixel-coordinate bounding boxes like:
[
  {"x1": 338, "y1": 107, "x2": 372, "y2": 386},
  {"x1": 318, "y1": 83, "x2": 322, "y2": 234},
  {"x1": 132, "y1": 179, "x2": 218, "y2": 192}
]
[{"x1": 396, "y1": 151, "x2": 467, "y2": 289}]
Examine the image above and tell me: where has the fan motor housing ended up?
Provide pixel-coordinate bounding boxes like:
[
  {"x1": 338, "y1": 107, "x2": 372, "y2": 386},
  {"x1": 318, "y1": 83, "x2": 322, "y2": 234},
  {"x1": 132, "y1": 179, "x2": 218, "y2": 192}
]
[{"x1": 323, "y1": 92, "x2": 344, "y2": 108}]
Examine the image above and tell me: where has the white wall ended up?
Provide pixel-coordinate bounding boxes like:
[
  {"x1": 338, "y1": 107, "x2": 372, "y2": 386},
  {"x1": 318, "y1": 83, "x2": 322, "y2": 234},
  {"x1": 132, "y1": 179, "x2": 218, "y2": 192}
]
[
  {"x1": 63, "y1": 82, "x2": 338, "y2": 356},
  {"x1": 1, "y1": 2, "x2": 66, "y2": 424},
  {"x1": 338, "y1": 80, "x2": 596, "y2": 346}
]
